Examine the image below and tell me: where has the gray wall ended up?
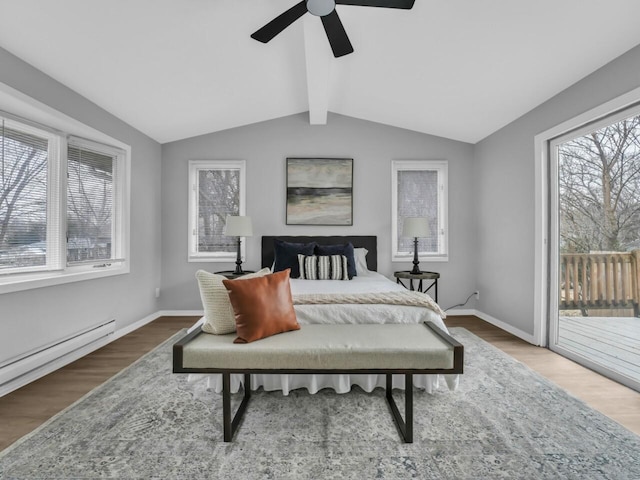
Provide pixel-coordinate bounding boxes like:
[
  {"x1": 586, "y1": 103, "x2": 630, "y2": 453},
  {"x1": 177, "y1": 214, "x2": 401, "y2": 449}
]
[
  {"x1": 9, "y1": 34, "x2": 635, "y2": 356},
  {"x1": 0, "y1": 47, "x2": 162, "y2": 364},
  {"x1": 474, "y1": 43, "x2": 640, "y2": 336},
  {"x1": 161, "y1": 113, "x2": 476, "y2": 311}
]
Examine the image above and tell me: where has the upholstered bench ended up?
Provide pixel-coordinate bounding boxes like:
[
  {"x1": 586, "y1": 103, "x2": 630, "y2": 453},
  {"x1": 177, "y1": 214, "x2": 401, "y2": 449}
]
[{"x1": 173, "y1": 321, "x2": 463, "y2": 443}]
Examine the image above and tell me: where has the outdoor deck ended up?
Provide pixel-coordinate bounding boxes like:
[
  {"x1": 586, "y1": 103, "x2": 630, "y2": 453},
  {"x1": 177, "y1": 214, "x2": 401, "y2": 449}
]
[{"x1": 558, "y1": 316, "x2": 640, "y2": 384}]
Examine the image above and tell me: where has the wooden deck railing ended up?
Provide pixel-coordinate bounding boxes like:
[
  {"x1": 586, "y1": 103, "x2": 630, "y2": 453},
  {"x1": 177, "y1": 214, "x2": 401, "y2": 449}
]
[{"x1": 559, "y1": 250, "x2": 640, "y2": 315}]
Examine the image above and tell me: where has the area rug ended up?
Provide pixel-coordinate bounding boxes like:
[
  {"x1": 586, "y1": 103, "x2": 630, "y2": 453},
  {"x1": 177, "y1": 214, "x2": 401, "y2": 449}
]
[{"x1": 1, "y1": 328, "x2": 639, "y2": 480}]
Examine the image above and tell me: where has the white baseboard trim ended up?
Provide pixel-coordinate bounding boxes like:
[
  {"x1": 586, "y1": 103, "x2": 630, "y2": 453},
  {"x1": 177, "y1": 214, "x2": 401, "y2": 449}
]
[
  {"x1": 473, "y1": 310, "x2": 538, "y2": 345},
  {"x1": 0, "y1": 334, "x2": 118, "y2": 398},
  {"x1": 112, "y1": 311, "x2": 163, "y2": 340},
  {"x1": 445, "y1": 309, "x2": 477, "y2": 316},
  {"x1": 444, "y1": 308, "x2": 537, "y2": 345},
  {"x1": 156, "y1": 310, "x2": 203, "y2": 317},
  {"x1": 0, "y1": 311, "x2": 162, "y2": 398}
]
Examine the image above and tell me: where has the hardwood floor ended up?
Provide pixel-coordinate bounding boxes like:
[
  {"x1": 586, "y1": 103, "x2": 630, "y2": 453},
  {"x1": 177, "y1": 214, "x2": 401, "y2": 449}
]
[
  {"x1": 0, "y1": 316, "x2": 195, "y2": 451},
  {"x1": 1, "y1": 315, "x2": 639, "y2": 452},
  {"x1": 446, "y1": 316, "x2": 640, "y2": 436}
]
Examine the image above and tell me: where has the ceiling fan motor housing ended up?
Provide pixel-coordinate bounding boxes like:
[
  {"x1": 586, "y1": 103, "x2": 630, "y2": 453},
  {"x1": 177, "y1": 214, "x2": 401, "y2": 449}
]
[{"x1": 307, "y1": 0, "x2": 336, "y2": 17}]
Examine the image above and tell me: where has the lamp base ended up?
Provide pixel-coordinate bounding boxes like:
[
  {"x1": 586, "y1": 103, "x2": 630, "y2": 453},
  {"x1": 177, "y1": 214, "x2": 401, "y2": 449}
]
[
  {"x1": 234, "y1": 238, "x2": 244, "y2": 275},
  {"x1": 411, "y1": 237, "x2": 421, "y2": 274}
]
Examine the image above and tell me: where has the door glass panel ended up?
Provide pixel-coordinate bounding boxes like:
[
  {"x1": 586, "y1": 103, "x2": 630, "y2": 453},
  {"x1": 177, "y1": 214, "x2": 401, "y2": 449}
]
[{"x1": 556, "y1": 112, "x2": 640, "y2": 387}]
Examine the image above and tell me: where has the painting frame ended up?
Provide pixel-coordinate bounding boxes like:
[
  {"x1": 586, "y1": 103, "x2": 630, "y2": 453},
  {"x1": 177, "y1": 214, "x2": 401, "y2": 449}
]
[{"x1": 286, "y1": 157, "x2": 354, "y2": 226}]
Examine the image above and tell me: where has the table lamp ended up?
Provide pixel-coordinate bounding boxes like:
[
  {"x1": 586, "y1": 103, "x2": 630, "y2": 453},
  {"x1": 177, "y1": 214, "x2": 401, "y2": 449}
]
[
  {"x1": 224, "y1": 215, "x2": 253, "y2": 275},
  {"x1": 402, "y1": 217, "x2": 429, "y2": 274}
]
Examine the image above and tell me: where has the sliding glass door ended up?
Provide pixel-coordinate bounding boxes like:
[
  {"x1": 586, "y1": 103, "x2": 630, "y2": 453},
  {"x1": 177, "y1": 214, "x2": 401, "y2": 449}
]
[{"x1": 549, "y1": 104, "x2": 640, "y2": 391}]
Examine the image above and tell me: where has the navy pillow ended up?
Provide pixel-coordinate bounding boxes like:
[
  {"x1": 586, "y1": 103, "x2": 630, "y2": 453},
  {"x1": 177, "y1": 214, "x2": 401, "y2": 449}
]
[
  {"x1": 273, "y1": 239, "x2": 317, "y2": 278},
  {"x1": 316, "y1": 243, "x2": 356, "y2": 279}
]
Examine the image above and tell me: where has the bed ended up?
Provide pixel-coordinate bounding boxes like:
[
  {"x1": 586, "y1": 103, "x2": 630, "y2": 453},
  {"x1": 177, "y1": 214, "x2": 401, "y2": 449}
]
[{"x1": 188, "y1": 235, "x2": 458, "y2": 394}]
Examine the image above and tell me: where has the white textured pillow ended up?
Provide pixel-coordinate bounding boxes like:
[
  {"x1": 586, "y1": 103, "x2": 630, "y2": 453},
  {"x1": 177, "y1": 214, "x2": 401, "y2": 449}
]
[
  {"x1": 196, "y1": 268, "x2": 271, "y2": 334},
  {"x1": 354, "y1": 248, "x2": 370, "y2": 276}
]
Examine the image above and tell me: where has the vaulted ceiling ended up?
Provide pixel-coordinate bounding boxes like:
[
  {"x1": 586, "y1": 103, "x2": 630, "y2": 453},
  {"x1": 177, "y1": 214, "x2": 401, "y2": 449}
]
[{"x1": 1, "y1": 0, "x2": 640, "y2": 144}]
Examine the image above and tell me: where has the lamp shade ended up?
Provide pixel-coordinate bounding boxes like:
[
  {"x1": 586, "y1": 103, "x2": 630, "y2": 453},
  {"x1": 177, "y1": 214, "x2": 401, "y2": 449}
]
[
  {"x1": 224, "y1": 216, "x2": 253, "y2": 237},
  {"x1": 402, "y1": 217, "x2": 429, "y2": 238}
]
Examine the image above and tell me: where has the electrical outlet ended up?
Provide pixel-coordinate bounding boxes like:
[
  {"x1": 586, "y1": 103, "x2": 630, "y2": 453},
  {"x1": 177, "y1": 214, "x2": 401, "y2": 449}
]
[
  {"x1": 474, "y1": 290, "x2": 480, "y2": 300},
  {"x1": 155, "y1": 287, "x2": 160, "y2": 298}
]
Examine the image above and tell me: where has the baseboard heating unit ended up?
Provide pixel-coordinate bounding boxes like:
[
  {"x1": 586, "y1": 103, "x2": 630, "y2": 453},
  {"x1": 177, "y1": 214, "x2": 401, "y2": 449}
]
[{"x1": 0, "y1": 320, "x2": 116, "y2": 395}]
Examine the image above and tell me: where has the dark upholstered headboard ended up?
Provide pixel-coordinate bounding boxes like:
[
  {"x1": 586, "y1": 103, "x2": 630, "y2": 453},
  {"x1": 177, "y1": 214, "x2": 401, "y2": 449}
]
[{"x1": 261, "y1": 236, "x2": 377, "y2": 272}]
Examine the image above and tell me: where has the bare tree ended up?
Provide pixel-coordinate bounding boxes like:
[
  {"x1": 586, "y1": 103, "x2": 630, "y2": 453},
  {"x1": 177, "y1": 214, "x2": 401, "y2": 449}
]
[
  {"x1": 0, "y1": 132, "x2": 48, "y2": 253},
  {"x1": 66, "y1": 151, "x2": 113, "y2": 262},
  {"x1": 198, "y1": 169, "x2": 239, "y2": 252},
  {"x1": 559, "y1": 115, "x2": 640, "y2": 253}
]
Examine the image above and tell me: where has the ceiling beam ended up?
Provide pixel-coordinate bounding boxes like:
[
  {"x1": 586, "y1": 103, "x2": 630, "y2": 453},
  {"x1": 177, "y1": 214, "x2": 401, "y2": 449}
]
[{"x1": 303, "y1": 15, "x2": 332, "y2": 125}]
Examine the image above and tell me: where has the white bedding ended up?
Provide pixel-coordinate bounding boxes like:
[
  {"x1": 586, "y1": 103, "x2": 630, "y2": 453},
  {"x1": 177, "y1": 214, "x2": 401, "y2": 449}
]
[
  {"x1": 188, "y1": 271, "x2": 458, "y2": 394},
  {"x1": 291, "y1": 271, "x2": 406, "y2": 295},
  {"x1": 292, "y1": 272, "x2": 444, "y2": 327}
]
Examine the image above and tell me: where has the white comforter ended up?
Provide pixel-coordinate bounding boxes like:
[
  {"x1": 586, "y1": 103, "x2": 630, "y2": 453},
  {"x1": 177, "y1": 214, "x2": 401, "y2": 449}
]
[
  {"x1": 292, "y1": 272, "x2": 445, "y2": 327},
  {"x1": 188, "y1": 272, "x2": 458, "y2": 394}
]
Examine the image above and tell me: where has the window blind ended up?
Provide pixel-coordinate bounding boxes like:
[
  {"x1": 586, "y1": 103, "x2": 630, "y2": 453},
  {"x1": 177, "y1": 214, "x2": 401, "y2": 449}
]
[
  {"x1": 0, "y1": 118, "x2": 50, "y2": 272},
  {"x1": 397, "y1": 170, "x2": 439, "y2": 253},
  {"x1": 66, "y1": 141, "x2": 117, "y2": 265},
  {"x1": 197, "y1": 168, "x2": 240, "y2": 254}
]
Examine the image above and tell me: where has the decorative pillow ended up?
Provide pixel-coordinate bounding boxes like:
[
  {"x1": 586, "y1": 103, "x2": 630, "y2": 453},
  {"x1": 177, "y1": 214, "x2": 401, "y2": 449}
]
[
  {"x1": 315, "y1": 243, "x2": 357, "y2": 279},
  {"x1": 273, "y1": 239, "x2": 317, "y2": 278},
  {"x1": 195, "y1": 268, "x2": 271, "y2": 335},
  {"x1": 223, "y1": 269, "x2": 300, "y2": 344},
  {"x1": 354, "y1": 247, "x2": 370, "y2": 276},
  {"x1": 298, "y1": 254, "x2": 349, "y2": 281}
]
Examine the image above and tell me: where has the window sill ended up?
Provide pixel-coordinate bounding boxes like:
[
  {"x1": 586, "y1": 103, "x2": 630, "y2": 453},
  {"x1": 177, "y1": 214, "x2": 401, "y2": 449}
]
[
  {"x1": 187, "y1": 255, "x2": 237, "y2": 263},
  {"x1": 393, "y1": 254, "x2": 449, "y2": 263},
  {"x1": 0, "y1": 263, "x2": 130, "y2": 295}
]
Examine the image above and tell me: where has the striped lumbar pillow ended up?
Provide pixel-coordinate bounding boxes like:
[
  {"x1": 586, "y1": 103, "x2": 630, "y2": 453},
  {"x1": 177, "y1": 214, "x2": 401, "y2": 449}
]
[{"x1": 298, "y1": 254, "x2": 349, "y2": 281}]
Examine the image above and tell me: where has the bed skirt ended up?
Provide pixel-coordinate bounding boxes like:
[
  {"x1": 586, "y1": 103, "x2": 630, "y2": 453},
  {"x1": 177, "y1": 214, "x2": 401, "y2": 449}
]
[{"x1": 187, "y1": 372, "x2": 459, "y2": 395}]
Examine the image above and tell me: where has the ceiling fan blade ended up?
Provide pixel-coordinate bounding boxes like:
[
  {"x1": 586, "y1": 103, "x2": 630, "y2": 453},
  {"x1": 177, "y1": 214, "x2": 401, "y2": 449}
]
[
  {"x1": 320, "y1": 10, "x2": 354, "y2": 58},
  {"x1": 336, "y1": 0, "x2": 415, "y2": 8},
  {"x1": 251, "y1": 1, "x2": 308, "y2": 43}
]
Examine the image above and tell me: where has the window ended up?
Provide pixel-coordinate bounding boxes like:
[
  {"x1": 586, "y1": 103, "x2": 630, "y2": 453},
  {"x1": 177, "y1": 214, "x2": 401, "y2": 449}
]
[
  {"x1": 0, "y1": 117, "x2": 58, "y2": 274},
  {"x1": 67, "y1": 137, "x2": 124, "y2": 266},
  {"x1": 391, "y1": 160, "x2": 448, "y2": 262},
  {"x1": 0, "y1": 112, "x2": 129, "y2": 294},
  {"x1": 188, "y1": 160, "x2": 246, "y2": 262}
]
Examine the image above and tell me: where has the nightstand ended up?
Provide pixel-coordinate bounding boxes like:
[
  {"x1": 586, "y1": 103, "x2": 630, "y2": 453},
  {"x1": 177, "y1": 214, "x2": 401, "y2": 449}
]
[
  {"x1": 214, "y1": 270, "x2": 256, "y2": 279},
  {"x1": 393, "y1": 271, "x2": 439, "y2": 302}
]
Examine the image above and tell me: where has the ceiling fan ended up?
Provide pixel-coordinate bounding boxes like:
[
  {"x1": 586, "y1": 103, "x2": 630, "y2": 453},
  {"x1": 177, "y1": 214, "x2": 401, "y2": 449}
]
[{"x1": 251, "y1": 0, "x2": 415, "y2": 58}]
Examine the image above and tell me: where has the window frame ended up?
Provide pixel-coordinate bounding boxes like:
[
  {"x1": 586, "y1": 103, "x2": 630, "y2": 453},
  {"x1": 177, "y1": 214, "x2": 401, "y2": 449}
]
[
  {"x1": 187, "y1": 159, "x2": 246, "y2": 263},
  {"x1": 65, "y1": 136, "x2": 127, "y2": 268},
  {"x1": 0, "y1": 110, "x2": 130, "y2": 295},
  {"x1": 0, "y1": 116, "x2": 62, "y2": 275},
  {"x1": 391, "y1": 160, "x2": 449, "y2": 262},
  {"x1": 547, "y1": 101, "x2": 640, "y2": 351}
]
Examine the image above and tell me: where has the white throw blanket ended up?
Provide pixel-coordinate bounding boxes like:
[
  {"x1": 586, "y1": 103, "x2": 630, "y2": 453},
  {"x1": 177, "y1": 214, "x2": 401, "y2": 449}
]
[{"x1": 293, "y1": 290, "x2": 447, "y2": 319}]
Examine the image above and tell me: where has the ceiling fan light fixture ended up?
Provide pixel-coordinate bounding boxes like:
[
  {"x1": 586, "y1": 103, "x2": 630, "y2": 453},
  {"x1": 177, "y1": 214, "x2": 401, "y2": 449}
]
[
  {"x1": 307, "y1": 0, "x2": 336, "y2": 17},
  {"x1": 251, "y1": 0, "x2": 415, "y2": 57}
]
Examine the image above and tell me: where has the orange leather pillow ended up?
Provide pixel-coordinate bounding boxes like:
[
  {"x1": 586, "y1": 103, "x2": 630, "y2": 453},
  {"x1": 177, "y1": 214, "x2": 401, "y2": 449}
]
[{"x1": 223, "y1": 269, "x2": 300, "y2": 344}]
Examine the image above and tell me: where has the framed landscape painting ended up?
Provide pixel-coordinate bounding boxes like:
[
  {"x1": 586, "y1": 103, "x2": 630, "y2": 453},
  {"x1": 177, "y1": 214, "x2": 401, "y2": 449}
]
[{"x1": 286, "y1": 157, "x2": 353, "y2": 225}]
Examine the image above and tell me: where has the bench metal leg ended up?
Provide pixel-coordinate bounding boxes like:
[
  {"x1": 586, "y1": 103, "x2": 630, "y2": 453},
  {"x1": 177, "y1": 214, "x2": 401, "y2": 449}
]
[
  {"x1": 222, "y1": 373, "x2": 414, "y2": 443},
  {"x1": 385, "y1": 373, "x2": 414, "y2": 443},
  {"x1": 222, "y1": 373, "x2": 251, "y2": 442}
]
